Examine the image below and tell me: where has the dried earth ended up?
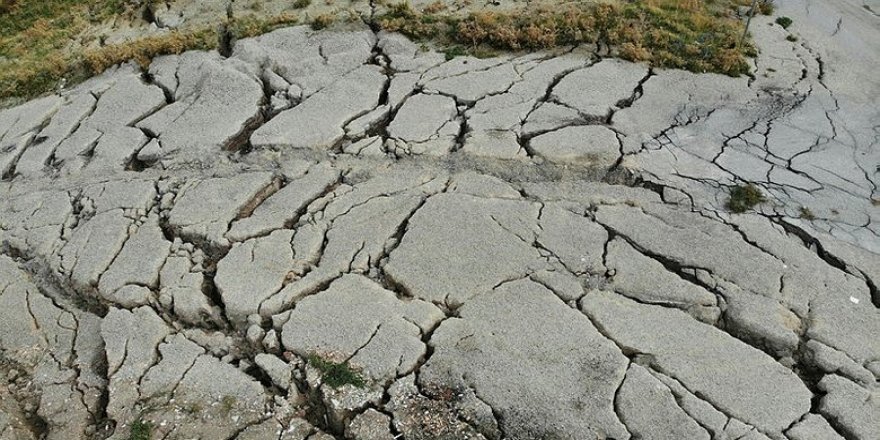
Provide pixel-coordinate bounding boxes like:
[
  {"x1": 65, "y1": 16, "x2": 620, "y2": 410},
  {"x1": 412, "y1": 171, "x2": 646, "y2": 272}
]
[{"x1": 0, "y1": 0, "x2": 879, "y2": 439}]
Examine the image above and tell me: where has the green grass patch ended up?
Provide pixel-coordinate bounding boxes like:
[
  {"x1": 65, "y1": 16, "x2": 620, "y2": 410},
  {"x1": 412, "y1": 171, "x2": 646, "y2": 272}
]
[
  {"x1": 307, "y1": 353, "x2": 366, "y2": 388},
  {"x1": 443, "y1": 45, "x2": 467, "y2": 60},
  {"x1": 128, "y1": 419, "x2": 152, "y2": 440},
  {"x1": 775, "y1": 16, "x2": 793, "y2": 29},
  {"x1": 727, "y1": 183, "x2": 766, "y2": 213}
]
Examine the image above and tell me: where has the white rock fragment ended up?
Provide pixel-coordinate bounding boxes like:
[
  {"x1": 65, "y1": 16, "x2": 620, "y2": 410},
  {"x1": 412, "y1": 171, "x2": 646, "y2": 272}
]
[{"x1": 255, "y1": 353, "x2": 292, "y2": 390}]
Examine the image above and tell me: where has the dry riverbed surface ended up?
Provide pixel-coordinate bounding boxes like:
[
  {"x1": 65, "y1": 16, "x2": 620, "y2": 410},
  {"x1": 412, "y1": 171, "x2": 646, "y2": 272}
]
[{"x1": 0, "y1": 0, "x2": 879, "y2": 439}]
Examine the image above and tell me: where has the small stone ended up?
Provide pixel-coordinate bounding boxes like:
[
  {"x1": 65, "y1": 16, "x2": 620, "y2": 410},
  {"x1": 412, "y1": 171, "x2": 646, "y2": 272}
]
[
  {"x1": 247, "y1": 314, "x2": 263, "y2": 326},
  {"x1": 246, "y1": 325, "x2": 266, "y2": 346},
  {"x1": 254, "y1": 353, "x2": 292, "y2": 391},
  {"x1": 346, "y1": 408, "x2": 395, "y2": 440},
  {"x1": 787, "y1": 413, "x2": 844, "y2": 440},
  {"x1": 262, "y1": 329, "x2": 280, "y2": 353}
]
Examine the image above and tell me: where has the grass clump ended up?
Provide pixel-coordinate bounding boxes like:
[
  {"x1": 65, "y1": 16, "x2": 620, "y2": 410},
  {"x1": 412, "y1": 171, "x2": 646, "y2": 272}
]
[
  {"x1": 307, "y1": 353, "x2": 366, "y2": 388},
  {"x1": 799, "y1": 206, "x2": 815, "y2": 220},
  {"x1": 129, "y1": 419, "x2": 152, "y2": 440},
  {"x1": 377, "y1": 0, "x2": 756, "y2": 76},
  {"x1": 727, "y1": 183, "x2": 766, "y2": 213},
  {"x1": 310, "y1": 12, "x2": 335, "y2": 30},
  {"x1": 293, "y1": 0, "x2": 311, "y2": 8},
  {"x1": 82, "y1": 27, "x2": 219, "y2": 73},
  {"x1": 227, "y1": 12, "x2": 300, "y2": 39},
  {"x1": 756, "y1": 0, "x2": 775, "y2": 15},
  {"x1": 443, "y1": 45, "x2": 467, "y2": 60},
  {"x1": 775, "y1": 16, "x2": 793, "y2": 29}
]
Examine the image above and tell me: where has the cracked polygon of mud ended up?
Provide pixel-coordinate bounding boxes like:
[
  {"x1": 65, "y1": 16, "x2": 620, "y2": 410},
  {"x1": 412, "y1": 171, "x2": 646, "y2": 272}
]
[{"x1": 2, "y1": 4, "x2": 880, "y2": 439}]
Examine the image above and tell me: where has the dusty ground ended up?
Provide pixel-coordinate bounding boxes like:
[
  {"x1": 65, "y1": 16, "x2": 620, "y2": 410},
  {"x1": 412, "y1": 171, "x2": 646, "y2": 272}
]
[{"x1": 0, "y1": 0, "x2": 878, "y2": 439}]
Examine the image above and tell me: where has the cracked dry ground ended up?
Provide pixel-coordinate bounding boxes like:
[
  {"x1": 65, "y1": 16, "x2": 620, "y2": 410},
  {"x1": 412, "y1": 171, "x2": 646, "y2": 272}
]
[{"x1": 1, "y1": 1, "x2": 879, "y2": 440}]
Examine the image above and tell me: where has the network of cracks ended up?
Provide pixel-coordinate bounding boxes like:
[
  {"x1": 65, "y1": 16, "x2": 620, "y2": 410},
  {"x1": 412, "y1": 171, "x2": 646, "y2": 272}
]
[{"x1": 0, "y1": 6, "x2": 878, "y2": 440}]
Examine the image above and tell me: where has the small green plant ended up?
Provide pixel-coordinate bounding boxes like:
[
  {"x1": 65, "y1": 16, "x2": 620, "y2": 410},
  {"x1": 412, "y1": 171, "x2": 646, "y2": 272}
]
[
  {"x1": 786, "y1": 34, "x2": 798, "y2": 42},
  {"x1": 307, "y1": 353, "x2": 366, "y2": 388},
  {"x1": 776, "y1": 16, "x2": 793, "y2": 29},
  {"x1": 727, "y1": 184, "x2": 767, "y2": 213},
  {"x1": 443, "y1": 45, "x2": 467, "y2": 60},
  {"x1": 293, "y1": 0, "x2": 311, "y2": 8},
  {"x1": 129, "y1": 419, "x2": 152, "y2": 440},
  {"x1": 220, "y1": 395, "x2": 236, "y2": 413},
  {"x1": 799, "y1": 206, "x2": 815, "y2": 220}
]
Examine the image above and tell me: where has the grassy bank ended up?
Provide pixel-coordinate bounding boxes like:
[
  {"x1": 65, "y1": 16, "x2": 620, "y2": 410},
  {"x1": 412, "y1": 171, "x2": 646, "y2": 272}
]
[
  {"x1": 0, "y1": 0, "x2": 771, "y2": 102},
  {"x1": 0, "y1": 1, "x2": 298, "y2": 101},
  {"x1": 377, "y1": 0, "x2": 768, "y2": 76}
]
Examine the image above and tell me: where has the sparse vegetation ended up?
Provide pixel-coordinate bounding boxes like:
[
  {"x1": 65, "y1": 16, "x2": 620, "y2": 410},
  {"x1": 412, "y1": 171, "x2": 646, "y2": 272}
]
[
  {"x1": 727, "y1": 183, "x2": 766, "y2": 213},
  {"x1": 377, "y1": 0, "x2": 758, "y2": 77},
  {"x1": 310, "y1": 12, "x2": 335, "y2": 30},
  {"x1": 182, "y1": 401, "x2": 203, "y2": 414},
  {"x1": 443, "y1": 45, "x2": 467, "y2": 60},
  {"x1": 220, "y1": 395, "x2": 237, "y2": 413},
  {"x1": 82, "y1": 27, "x2": 219, "y2": 73},
  {"x1": 799, "y1": 206, "x2": 815, "y2": 220},
  {"x1": 0, "y1": 3, "x2": 297, "y2": 102},
  {"x1": 775, "y1": 16, "x2": 793, "y2": 29},
  {"x1": 786, "y1": 34, "x2": 798, "y2": 42},
  {"x1": 307, "y1": 353, "x2": 366, "y2": 388},
  {"x1": 2, "y1": 0, "x2": 764, "y2": 101},
  {"x1": 129, "y1": 419, "x2": 152, "y2": 440},
  {"x1": 229, "y1": 12, "x2": 300, "y2": 38},
  {"x1": 0, "y1": 0, "x2": 133, "y2": 101}
]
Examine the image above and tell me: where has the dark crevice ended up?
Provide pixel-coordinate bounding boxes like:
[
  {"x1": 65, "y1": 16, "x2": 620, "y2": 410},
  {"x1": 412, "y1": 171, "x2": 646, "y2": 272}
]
[
  {"x1": 2, "y1": 241, "x2": 108, "y2": 317},
  {"x1": 2, "y1": 115, "x2": 55, "y2": 180},
  {"x1": 219, "y1": 23, "x2": 235, "y2": 58},
  {"x1": 198, "y1": 269, "x2": 230, "y2": 331}
]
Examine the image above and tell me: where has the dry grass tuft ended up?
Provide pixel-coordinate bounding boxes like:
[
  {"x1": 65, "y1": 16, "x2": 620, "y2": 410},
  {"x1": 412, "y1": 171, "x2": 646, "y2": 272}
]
[{"x1": 83, "y1": 28, "x2": 219, "y2": 73}]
